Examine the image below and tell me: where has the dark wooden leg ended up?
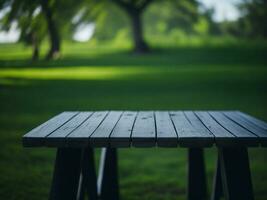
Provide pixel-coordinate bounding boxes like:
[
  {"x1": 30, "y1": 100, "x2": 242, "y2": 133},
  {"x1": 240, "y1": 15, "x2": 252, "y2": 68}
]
[
  {"x1": 187, "y1": 148, "x2": 207, "y2": 200},
  {"x1": 98, "y1": 148, "x2": 119, "y2": 200},
  {"x1": 211, "y1": 156, "x2": 223, "y2": 200},
  {"x1": 77, "y1": 148, "x2": 98, "y2": 200},
  {"x1": 219, "y1": 147, "x2": 254, "y2": 200},
  {"x1": 49, "y1": 148, "x2": 82, "y2": 200}
]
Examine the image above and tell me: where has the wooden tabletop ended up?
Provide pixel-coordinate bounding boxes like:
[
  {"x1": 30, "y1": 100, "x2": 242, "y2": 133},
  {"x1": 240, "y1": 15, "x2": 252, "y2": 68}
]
[{"x1": 22, "y1": 111, "x2": 267, "y2": 148}]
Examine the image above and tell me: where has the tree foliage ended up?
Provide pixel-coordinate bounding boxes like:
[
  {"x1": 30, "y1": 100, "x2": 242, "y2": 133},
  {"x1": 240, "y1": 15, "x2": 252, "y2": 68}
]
[
  {"x1": 0, "y1": 0, "x2": 46, "y2": 60},
  {"x1": 144, "y1": 0, "x2": 200, "y2": 35},
  {"x1": 239, "y1": 0, "x2": 267, "y2": 38},
  {"x1": 0, "y1": 0, "x2": 85, "y2": 60}
]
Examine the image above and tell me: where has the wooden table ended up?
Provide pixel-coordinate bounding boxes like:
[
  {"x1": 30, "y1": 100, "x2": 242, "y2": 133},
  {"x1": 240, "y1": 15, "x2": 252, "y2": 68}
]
[{"x1": 22, "y1": 111, "x2": 267, "y2": 200}]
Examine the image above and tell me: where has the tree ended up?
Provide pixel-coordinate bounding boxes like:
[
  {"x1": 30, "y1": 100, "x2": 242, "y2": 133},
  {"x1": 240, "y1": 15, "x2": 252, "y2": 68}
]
[
  {"x1": 40, "y1": 0, "x2": 60, "y2": 59},
  {"x1": 0, "y1": 0, "x2": 84, "y2": 60},
  {"x1": 18, "y1": 11, "x2": 47, "y2": 60},
  {"x1": 39, "y1": 0, "x2": 86, "y2": 59},
  {"x1": 89, "y1": 3, "x2": 130, "y2": 42},
  {"x1": 41, "y1": 0, "x2": 87, "y2": 59},
  {"x1": 111, "y1": 0, "x2": 154, "y2": 53},
  {"x1": 0, "y1": 0, "x2": 45, "y2": 60},
  {"x1": 238, "y1": 0, "x2": 267, "y2": 39}
]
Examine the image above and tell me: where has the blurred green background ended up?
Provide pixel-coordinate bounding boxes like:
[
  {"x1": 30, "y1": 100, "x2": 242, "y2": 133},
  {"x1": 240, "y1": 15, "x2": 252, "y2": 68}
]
[{"x1": 0, "y1": 0, "x2": 267, "y2": 199}]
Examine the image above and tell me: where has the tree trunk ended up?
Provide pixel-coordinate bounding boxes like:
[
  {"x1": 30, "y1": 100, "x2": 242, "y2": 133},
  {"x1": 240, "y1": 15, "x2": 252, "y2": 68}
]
[
  {"x1": 129, "y1": 10, "x2": 149, "y2": 53},
  {"x1": 31, "y1": 33, "x2": 39, "y2": 61},
  {"x1": 41, "y1": 0, "x2": 60, "y2": 60},
  {"x1": 32, "y1": 42, "x2": 39, "y2": 61}
]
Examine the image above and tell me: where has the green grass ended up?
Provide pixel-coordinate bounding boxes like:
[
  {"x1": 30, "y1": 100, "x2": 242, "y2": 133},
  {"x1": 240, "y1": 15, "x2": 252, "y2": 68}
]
[{"x1": 0, "y1": 41, "x2": 267, "y2": 200}]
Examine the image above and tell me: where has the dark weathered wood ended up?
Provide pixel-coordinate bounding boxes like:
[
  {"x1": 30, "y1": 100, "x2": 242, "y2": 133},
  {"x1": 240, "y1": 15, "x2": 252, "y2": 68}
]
[
  {"x1": 46, "y1": 112, "x2": 92, "y2": 147},
  {"x1": 98, "y1": 148, "x2": 119, "y2": 200},
  {"x1": 49, "y1": 148, "x2": 82, "y2": 200},
  {"x1": 184, "y1": 111, "x2": 214, "y2": 147},
  {"x1": 170, "y1": 111, "x2": 211, "y2": 147},
  {"x1": 219, "y1": 147, "x2": 254, "y2": 200},
  {"x1": 23, "y1": 111, "x2": 267, "y2": 148},
  {"x1": 67, "y1": 111, "x2": 109, "y2": 147},
  {"x1": 90, "y1": 111, "x2": 122, "y2": 147},
  {"x1": 237, "y1": 111, "x2": 267, "y2": 130},
  {"x1": 155, "y1": 111, "x2": 178, "y2": 147},
  {"x1": 187, "y1": 148, "x2": 207, "y2": 200},
  {"x1": 110, "y1": 111, "x2": 137, "y2": 147},
  {"x1": 224, "y1": 111, "x2": 267, "y2": 146},
  {"x1": 209, "y1": 111, "x2": 258, "y2": 146},
  {"x1": 23, "y1": 112, "x2": 78, "y2": 147},
  {"x1": 211, "y1": 156, "x2": 223, "y2": 200},
  {"x1": 77, "y1": 148, "x2": 98, "y2": 200},
  {"x1": 195, "y1": 111, "x2": 236, "y2": 146},
  {"x1": 131, "y1": 111, "x2": 156, "y2": 147}
]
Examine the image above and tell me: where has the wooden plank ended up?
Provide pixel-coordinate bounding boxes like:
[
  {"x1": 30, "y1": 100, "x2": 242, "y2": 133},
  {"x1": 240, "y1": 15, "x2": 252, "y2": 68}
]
[
  {"x1": 237, "y1": 111, "x2": 267, "y2": 130},
  {"x1": 46, "y1": 112, "x2": 93, "y2": 147},
  {"x1": 209, "y1": 111, "x2": 258, "y2": 146},
  {"x1": 170, "y1": 111, "x2": 212, "y2": 147},
  {"x1": 131, "y1": 111, "x2": 156, "y2": 147},
  {"x1": 155, "y1": 111, "x2": 178, "y2": 147},
  {"x1": 194, "y1": 111, "x2": 235, "y2": 146},
  {"x1": 224, "y1": 111, "x2": 267, "y2": 146},
  {"x1": 22, "y1": 112, "x2": 78, "y2": 147},
  {"x1": 109, "y1": 111, "x2": 137, "y2": 147},
  {"x1": 23, "y1": 110, "x2": 267, "y2": 148},
  {"x1": 67, "y1": 111, "x2": 109, "y2": 147},
  {"x1": 89, "y1": 111, "x2": 123, "y2": 147},
  {"x1": 184, "y1": 111, "x2": 214, "y2": 147}
]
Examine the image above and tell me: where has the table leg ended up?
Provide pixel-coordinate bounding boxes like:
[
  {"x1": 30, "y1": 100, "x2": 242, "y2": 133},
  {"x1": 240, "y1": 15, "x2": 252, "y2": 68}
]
[
  {"x1": 187, "y1": 148, "x2": 207, "y2": 200},
  {"x1": 211, "y1": 156, "x2": 223, "y2": 200},
  {"x1": 49, "y1": 148, "x2": 83, "y2": 200},
  {"x1": 218, "y1": 147, "x2": 254, "y2": 200},
  {"x1": 77, "y1": 147, "x2": 98, "y2": 200},
  {"x1": 98, "y1": 148, "x2": 119, "y2": 200}
]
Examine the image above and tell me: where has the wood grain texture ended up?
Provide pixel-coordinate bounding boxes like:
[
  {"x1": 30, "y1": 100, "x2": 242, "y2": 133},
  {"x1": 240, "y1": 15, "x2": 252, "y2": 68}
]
[
  {"x1": 46, "y1": 112, "x2": 93, "y2": 147},
  {"x1": 155, "y1": 111, "x2": 178, "y2": 147},
  {"x1": 22, "y1": 111, "x2": 267, "y2": 148},
  {"x1": 131, "y1": 111, "x2": 156, "y2": 147},
  {"x1": 223, "y1": 111, "x2": 267, "y2": 146},
  {"x1": 67, "y1": 111, "x2": 108, "y2": 147},
  {"x1": 170, "y1": 111, "x2": 213, "y2": 147},
  {"x1": 184, "y1": 111, "x2": 214, "y2": 147},
  {"x1": 209, "y1": 111, "x2": 258, "y2": 146},
  {"x1": 237, "y1": 111, "x2": 267, "y2": 130},
  {"x1": 90, "y1": 111, "x2": 123, "y2": 147},
  {"x1": 194, "y1": 111, "x2": 236, "y2": 146},
  {"x1": 109, "y1": 111, "x2": 137, "y2": 147},
  {"x1": 23, "y1": 112, "x2": 78, "y2": 147}
]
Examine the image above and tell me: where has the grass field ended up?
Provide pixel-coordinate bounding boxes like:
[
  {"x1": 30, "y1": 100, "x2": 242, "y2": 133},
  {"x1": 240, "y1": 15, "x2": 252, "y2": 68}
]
[{"x1": 0, "y1": 42, "x2": 267, "y2": 200}]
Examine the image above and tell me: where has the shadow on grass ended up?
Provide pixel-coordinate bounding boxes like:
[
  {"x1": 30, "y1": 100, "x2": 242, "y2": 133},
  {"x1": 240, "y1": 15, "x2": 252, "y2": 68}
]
[{"x1": 1, "y1": 46, "x2": 267, "y2": 69}]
